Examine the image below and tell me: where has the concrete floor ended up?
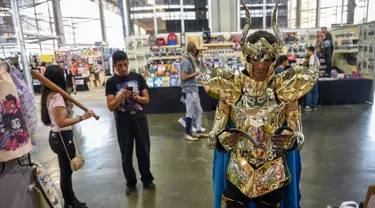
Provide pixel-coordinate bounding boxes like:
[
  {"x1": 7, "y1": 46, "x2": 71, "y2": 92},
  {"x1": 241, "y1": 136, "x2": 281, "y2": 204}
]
[{"x1": 32, "y1": 87, "x2": 375, "y2": 208}]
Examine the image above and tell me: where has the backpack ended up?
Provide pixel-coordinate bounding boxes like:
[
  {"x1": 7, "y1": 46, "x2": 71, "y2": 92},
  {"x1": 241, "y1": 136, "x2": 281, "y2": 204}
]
[
  {"x1": 167, "y1": 33, "x2": 177, "y2": 45},
  {"x1": 0, "y1": 66, "x2": 31, "y2": 162}
]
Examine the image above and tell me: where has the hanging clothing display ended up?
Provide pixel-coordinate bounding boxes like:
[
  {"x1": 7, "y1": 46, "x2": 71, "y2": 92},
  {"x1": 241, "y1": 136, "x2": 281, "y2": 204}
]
[
  {"x1": 4, "y1": 62, "x2": 38, "y2": 145},
  {"x1": 0, "y1": 66, "x2": 31, "y2": 162}
]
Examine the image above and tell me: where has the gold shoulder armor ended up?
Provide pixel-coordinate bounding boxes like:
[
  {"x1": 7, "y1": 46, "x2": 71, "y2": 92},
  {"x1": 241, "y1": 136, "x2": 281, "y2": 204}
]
[
  {"x1": 275, "y1": 64, "x2": 319, "y2": 103},
  {"x1": 202, "y1": 67, "x2": 242, "y2": 104}
]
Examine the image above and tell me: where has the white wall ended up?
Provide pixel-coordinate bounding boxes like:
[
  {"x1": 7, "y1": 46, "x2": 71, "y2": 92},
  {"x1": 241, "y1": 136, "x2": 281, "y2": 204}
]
[{"x1": 211, "y1": 0, "x2": 238, "y2": 32}]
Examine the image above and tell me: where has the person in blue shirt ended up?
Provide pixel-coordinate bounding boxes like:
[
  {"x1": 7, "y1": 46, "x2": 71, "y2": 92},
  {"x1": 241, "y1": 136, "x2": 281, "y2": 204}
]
[{"x1": 275, "y1": 55, "x2": 289, "y2": 74}]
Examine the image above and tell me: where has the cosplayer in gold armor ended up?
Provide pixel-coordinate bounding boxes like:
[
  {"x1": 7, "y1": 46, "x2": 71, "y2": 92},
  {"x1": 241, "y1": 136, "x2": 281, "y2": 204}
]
[{"x1": 201, "y1": 1, "x2": 319, "y2": 207}]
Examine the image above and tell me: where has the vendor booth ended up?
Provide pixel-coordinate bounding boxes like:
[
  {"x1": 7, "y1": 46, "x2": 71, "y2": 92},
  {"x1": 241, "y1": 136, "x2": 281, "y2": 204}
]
[{"x1": 124, "y1": 27, "x2": 374, "y2": 114}]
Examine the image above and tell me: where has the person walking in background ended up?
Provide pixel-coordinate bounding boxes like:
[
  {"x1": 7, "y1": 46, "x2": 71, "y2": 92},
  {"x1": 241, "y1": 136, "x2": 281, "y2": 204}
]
[
  {"x1": 41, "y1": 65, "x2": 95, "y2": 208},
  {"x1": 178, "y1": 48, "x2": 206, "y2": 133},
  {"x1": 180, "y1": 43, "x2": 208, "y2": 141},
  {"x1": 305, "y1": 46, "x2": 320, "y2": 111},
  {"x1": 60, "y1": 62, "x2": 75, "y2": 95},
  {"x1": 321, "y1": 27, "x2": 333, "y2": 75},
  {"x1": 71, "y1": 59, "x2": 78, "y2": 75},
  {"x1": 105, "y1": 50, "x2": 155, "y2": 195},
  {"x1": 275, "y1": 55, "x2": 289, "y2": 74},
  {"x1": 94, "y1": 61, "x2": 102, "y2": 87}
]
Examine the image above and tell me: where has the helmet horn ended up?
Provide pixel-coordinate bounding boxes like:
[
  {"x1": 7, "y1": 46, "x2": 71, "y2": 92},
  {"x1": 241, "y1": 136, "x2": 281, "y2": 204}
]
[
  {"x1": 272, "y1": 1, "x2": 283, "y2": 45},
  {"x1": 240, "y1": 0, "x2": 251, "y2": 48}
]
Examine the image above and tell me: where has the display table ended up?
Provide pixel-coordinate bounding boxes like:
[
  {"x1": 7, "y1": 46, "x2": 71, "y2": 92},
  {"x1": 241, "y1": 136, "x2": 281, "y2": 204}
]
[
  {"x1": 144, "y1": 86, "x2": 217, "y2": 114},
  {"x1": 145, "y1": 79, "x2": 373, "y2": 114},
  {"x1": 75, "y1": 76, "x2": 90, "y2": 91},
  {"x1": 318, "y1": 79, "x2": 372, "y2": 104}
]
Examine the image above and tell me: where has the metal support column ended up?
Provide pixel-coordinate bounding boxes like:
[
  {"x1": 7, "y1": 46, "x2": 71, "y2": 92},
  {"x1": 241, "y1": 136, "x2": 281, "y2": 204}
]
[
  {"x1": 181, "y1": 0, "x2": 185, "y2": 33},
  {"x1": 366, "y1": 0, "x2": 370, "y2": 23},
  {"x1": 237, "y1": 0, "x2": 241, "y2": 31},
  {"x1": 10, "y1": 0, "x2": 33, "y2": 92},
  {"x1": 262, "y1": 0, "x2": 266, "y2": 29},
  {"x1": 153, "y1": 1, "x2": 158, "y2": 33},
  {"x1": 99, "y1": 0, "x2": 107, "y2": 42},
  {"x1": 316, "y1": 0, "x2": 321, "y2": 28},
  {"x1": 208, "y1": 0, "x2": 212, "y2": 31},
  {"x1": 51, "y1": 0, "x2": 65, "y2": 47},
  {"x1": 296, "y1": 0, "x2": 301, "y2": 28},
  {"x1": 347, "y1": 0, "x2": 356, "y2": 24},
  {"x1": 47, "y1": 0, "x2": 56, "y2": 51},
  {"x1": 341, "y1": 0, "x2": 344, "y2": 27}
]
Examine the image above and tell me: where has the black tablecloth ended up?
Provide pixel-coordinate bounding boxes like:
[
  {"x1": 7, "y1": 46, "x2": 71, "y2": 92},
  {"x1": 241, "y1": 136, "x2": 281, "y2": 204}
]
[
  {"x1": 144, "y1": 86, "x2": 217, "y2": 114},
  {"x1": 145, "y1": 79, "x2": 373, "y2": 114},
  {"x1": 318, "y1": 79, "x2": 372, "y2": 104},
  {"x1": 75, "y1": 77, "x2": 90, "y2": 91}
]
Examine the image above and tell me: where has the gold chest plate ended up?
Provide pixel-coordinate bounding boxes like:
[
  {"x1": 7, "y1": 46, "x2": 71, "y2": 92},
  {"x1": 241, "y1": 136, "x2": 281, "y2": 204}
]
[{"x1": 226, "y1": 77, "x2": 291, "y2": 198}]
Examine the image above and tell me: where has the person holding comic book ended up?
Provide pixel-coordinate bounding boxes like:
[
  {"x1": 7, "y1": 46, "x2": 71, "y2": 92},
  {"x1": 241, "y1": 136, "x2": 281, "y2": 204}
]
[{"x1": 41, "y1": 65, "x2": 95, "y2": 208}]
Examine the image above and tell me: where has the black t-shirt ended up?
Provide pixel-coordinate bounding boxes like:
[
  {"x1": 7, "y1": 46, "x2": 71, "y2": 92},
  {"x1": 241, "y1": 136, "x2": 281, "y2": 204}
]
[
  {"x1": 65, "y1": 69, "x2": 74, "y2": 88},
  {"x1": 105, "y1": 72, "x2": 148, "y2": 112}
]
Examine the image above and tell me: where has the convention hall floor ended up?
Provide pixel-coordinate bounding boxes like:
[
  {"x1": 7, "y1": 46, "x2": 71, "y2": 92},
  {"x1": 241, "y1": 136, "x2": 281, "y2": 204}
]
[{"x1": 33, "y1": 88, "x2": 375, "y2": 208}]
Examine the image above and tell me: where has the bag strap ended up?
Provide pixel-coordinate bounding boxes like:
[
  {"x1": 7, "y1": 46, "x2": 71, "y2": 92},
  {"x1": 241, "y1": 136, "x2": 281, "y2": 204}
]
[{"x1": 57, "y1": 131, "x2": 82, "y2": 162}]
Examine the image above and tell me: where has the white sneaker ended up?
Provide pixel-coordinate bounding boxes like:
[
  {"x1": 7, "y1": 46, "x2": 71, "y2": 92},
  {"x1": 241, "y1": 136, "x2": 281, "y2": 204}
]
[
  {"x1": 185, "y1": 134, "x2": 198, "y2": 141},
  {"x1": 178, "y1": 117, "x2": 206, "y2": 132},
  {"x1": 178, "y1": 117, "x2": 186, "y2": 127},
  {"x1": 305, "y1": 106, "x2": 312, "y2": 112}
]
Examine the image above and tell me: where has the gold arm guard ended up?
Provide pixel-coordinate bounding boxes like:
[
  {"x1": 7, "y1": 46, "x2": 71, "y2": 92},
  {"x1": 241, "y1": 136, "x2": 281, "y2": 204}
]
[
  {"x1": 285, "y1": 103, "x2": 304, "y2": 151},
  {"x1": 208, "y1": 107, "x2": 229, "y2": 150}
]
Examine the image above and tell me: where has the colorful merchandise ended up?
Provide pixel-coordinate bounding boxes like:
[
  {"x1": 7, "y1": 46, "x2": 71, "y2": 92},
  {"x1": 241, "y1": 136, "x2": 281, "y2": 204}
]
[
  {"x1": 202, "y1": 1, "x2": 319, "y2": 207},
  {"x1": 0, "y1": 67, "x2": 31, "y2": 162},
  {"x1": 167, "y1": 33, "x2": 178, "y2": 45},
  {"x1": 146, "y1": 78, "x2": 154, "y2": 88},
  {"x1": 156, "y1": 38, "x2": 167, "y2": 46},
  {"x1": 154, "y1": 77, "x2": 163, "y2": 87},
  {"x1": 170, "y1": 77, "x2": 178, "y2": 86},
  {"x1": 162, "y1": 77, "x2": 170, "y2": 87},
  {"x1": 7, "y1": 64, "x2": 37, "y2": 145}
]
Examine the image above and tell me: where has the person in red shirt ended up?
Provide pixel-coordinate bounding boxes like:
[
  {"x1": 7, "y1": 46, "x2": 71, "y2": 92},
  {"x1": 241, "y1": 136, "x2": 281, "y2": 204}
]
[{"x1": 71, "y1": 59, "x2": 78, "y2": 75}]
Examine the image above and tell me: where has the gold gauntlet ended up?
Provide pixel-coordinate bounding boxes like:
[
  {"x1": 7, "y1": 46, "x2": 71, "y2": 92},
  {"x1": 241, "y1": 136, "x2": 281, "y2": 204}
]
[
  {"x1": 280, "y1": 132, "x2": 304, "y2": 151},
  {"x1": 208, "y1": 107, "x2": 229, "y2": 149}
]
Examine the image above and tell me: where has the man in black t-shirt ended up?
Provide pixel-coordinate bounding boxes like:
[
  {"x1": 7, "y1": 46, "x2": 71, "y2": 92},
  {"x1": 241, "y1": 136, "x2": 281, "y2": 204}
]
[{"x1": 105, "y1": 51, "x2": 155, "y2": 195}]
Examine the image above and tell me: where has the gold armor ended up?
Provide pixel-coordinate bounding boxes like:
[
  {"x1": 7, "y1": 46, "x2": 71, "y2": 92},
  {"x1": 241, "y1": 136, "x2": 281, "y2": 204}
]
[{"x1": 202, "y1": 0, "x2": 319, "y2": 202}]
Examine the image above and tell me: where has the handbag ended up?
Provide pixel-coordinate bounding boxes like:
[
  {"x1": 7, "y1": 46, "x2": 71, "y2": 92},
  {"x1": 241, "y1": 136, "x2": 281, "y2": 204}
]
[{"x1": 57, "y1": 131, "x2": 85, "y2": 171}]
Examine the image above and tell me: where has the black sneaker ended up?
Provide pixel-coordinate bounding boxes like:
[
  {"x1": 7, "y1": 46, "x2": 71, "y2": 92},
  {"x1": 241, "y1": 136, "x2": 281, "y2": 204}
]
[
  {"x1": 73, "y1": 196, "x2": 87, "y2": 206},
  {"x1": 143, "y1": 182, "x2": 156, "y2": 190},
  {"x1": 126, "y1": 186, "x2": 136, "y2": 195}
]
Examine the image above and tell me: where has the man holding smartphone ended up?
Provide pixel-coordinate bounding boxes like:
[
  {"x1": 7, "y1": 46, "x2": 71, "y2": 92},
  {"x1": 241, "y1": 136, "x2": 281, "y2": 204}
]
[{"x1": 105, "y1": 50, "x2": 155, "y2": 195}]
